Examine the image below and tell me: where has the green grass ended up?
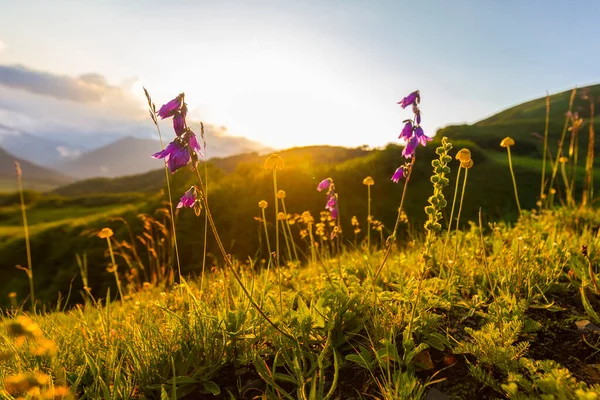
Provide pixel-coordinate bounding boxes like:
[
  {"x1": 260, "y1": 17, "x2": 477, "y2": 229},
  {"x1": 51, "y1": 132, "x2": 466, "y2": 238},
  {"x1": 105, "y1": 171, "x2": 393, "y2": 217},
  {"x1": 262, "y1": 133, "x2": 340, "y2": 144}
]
[
  {"x1": 1, "y1": 207, "x2": 600, "y2": 399},
  {"x1": 0, "y1": 203, "x2": 145, "y2": 242}
]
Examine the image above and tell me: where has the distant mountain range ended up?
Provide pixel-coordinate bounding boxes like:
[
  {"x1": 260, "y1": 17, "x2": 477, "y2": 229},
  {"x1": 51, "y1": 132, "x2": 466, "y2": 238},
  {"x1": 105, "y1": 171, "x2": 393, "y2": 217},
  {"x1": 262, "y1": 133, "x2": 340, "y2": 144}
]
[
  {"x1": 0, "y1": 147, "x2": 72, "y2": 191},
  {"x1": 0, "y1": 123, "x2": 272, "y2": 183},
  {"x1": 0, "y1": 125, "x2": 85, "y2": 166},
  {"x1": 51, "y1": 133, "x2": 272, "y2": 179}
]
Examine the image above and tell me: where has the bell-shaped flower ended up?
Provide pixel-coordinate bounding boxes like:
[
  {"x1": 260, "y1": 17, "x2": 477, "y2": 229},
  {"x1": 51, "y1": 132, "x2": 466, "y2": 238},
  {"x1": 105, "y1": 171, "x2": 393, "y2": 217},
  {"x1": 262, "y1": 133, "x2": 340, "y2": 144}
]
[
  {"x1": 157, "y1": 94, "x2": 184, "y2": 119},
  {"x1": 399, "y1": 120, "x2": 413, "y2": 140},
  {"x1": 177, "y1": 186, "x2": 197, "y2": 208},
  {"x1": 398, "y1": 90, "x2": 420, "y2": 109},
  {"x1": 391, "y1": 166, "x2": 404, "y2": 183},
  {"x1": 187, "y1": 130, "x2": 204, "y2": 158},
  {"x1": 414, "y1": 126, "x2": 432, "y2": 147},
  {"x1": 151, "y1": 140, "x2": 190, "y2": 173},
  {"x1": 317, "y1": 178, "x2": 331, "y2": 192},
  {"x1": 402, "y1": 136, "x2": 418, "y2": 159}
]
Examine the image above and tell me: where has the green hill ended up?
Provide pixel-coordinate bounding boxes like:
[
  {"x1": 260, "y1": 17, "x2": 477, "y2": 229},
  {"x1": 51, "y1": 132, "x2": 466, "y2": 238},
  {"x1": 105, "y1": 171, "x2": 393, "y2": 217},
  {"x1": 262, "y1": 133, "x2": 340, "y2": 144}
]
[{"x1": 440, "y1": 84, "x2": 600, "y2": 158}]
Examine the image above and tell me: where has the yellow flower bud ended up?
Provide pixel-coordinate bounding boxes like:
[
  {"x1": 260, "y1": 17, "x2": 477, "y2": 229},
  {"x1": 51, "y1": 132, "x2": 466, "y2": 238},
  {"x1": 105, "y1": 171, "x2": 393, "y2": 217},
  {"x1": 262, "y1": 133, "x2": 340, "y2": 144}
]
[
  {"x1": 461, "y1": 159, "x2": 474, "y2": 169},
  {"x1": 97, "y1": 228, "x2": 114, "y2": 239},
  {"x1": 362, "y1": 176, "x2": 374, "y2": 186},
  {"x1": 277, "y1": 190, "x2": 286, "y2": 199},
  {"x1": 258, "y1": 200, "x2": 268, "y2": 209},
  {"x1": 455, "y1": 148, "x2": 471, "y2": 163},
  {"x1": 500, "y1": 137, "x2": 515, "y2": 147},
  {"x1": 264, "y1": 154, "x2": 285, "y2": 170}
]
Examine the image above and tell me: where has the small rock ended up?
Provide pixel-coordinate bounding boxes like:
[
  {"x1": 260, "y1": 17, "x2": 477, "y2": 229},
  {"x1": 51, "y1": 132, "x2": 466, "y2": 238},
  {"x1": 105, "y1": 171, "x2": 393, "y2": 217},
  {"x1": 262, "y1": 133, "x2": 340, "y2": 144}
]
[{"x1": 575, "y1": 320, "x2": 600, "y2": 333}]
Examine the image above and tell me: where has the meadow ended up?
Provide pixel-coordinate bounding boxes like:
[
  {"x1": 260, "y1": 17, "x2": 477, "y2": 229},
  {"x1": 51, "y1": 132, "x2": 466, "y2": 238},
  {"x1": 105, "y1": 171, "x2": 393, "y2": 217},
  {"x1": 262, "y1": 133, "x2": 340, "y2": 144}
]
[{"x1": 1, "y1": 88, "x2": 600, "y2": 399}]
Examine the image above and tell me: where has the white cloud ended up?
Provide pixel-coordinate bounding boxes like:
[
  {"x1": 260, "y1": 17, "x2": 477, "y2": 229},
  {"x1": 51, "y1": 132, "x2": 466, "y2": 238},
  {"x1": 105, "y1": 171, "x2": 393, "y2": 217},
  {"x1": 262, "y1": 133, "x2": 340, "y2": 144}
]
[{"x1": 0, "y1": 40, "x2": 5, "y2": 54}]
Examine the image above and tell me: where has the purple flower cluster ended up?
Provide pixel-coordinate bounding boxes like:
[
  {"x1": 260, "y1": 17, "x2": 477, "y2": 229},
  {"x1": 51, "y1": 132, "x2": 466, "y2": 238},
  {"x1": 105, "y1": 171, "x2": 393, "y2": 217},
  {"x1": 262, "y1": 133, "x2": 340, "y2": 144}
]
[
  {"x1": 151, "y1": 93, "x2": 204, "y2": 174},
  {"x1": 392, "y1": 90, "x2": 431, "y2": 182},
  {"x1": 317, "y1": 178, "x2": 338, "y2": 219}
]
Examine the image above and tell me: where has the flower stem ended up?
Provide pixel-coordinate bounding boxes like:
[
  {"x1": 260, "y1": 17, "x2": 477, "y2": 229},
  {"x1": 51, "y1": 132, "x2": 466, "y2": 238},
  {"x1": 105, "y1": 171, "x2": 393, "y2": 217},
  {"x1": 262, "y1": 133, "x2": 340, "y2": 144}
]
[
  {"x1": 367, "y1": 184, "x2": 371, "y2": 253},
  {"x1": 15, "y1": 163, "x2": 34, "y2": 310},
  {"x1": 272, "y1": 169, "x2": 282, "y2": 313},
  {"x1": 442, "y1": 165, "x2": 462, "y2": 268},
  {"x1": 540, "y1": 93, "x2": 550, "y2": 202},
  {"x1": 506, "y1": 147, "x2": 522, "y2": 216},
  {"x1": 281, "y1": 199, "x2": 299, "y2": 262},
  {"x1": 452, "y1": 167, "x2": 469, "y2": 261},
  {"x1": 194, "y1": 168, "x2": 294, "y2": 341},
  {"x1": 154, "y1": 124, "x2": 182, "y2": 282},
  {"x1": 374, "y1": 156, "x2": 416, "y2": 281},
  {"x1": 106, "y1": 238, "x2": 123, "y2": 301},
  {"x1": 200, "y1": 149, "x2": 209, "y2": 295}
]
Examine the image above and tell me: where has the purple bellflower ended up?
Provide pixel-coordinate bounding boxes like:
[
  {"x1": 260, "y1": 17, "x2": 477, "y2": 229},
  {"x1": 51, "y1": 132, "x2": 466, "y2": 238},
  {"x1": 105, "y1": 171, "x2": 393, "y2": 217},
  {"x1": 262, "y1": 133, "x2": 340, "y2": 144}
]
[
  {"x1": 399, "y1": 120, "x2": 413, "y2": 140},
  {"x1": 397, "y1": 90, "x2": 420, "y2": 109},
  {"x1": 391, "y1": 166, "x2": 404, "y2": 183},
  {"x1": 402, "y1": 136, "x2": 418, "y2": 159},
  {"x1": 414, "y1": 126, "x2": 432, "y2": 147},
  {"x1": 157, "y1": 94, "x2": 184, "y2": 119},
  {"x1": 152, "y1": 93, "x2": 205, "y2": 173},
  {"x1": 177, "y1": 186, "x2": 197, "y2": 208},
  {"x1": 326, "y1": 193, "x2": 339, "y2": 219},
  {"x1": 151, "y1": 140, "x2": 190, "y2": 174},
  {"x1": 318, "y1": 177, "x2": 339, "y2": 219},
  {"x1": 317, "y1": 178, "x2": 331, "y2": 192}
]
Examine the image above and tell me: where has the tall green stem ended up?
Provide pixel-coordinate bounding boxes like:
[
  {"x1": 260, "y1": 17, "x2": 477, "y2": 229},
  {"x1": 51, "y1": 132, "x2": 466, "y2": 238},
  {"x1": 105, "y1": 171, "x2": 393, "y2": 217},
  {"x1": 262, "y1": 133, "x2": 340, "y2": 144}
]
[
  {"x1": 374, "y1": 156, "x2": 416, "y2": 281},
  {"x1": 506, "y1": 147, "x2": 522, "y2": 216},
  {"x1": 367, "y1": 184, "x2": 371, "y2": 253},
  {"x1": 15, "y1": 162, "x2": 34, "y2": 309},
  {"x1": 281, "y1": 199, "x2": 299, "y2": 262},
  {"x1": 442, "y1": 166, "x2": 462, "y2": 266},
  {"x1": 194, "y1": 168, "x2": 294, "y2": 341},
  {"x1": 541, "y1": 93, "x2": 550, "y2": 202},
  {"x1": 106, "y1": 238, "x2": 123, "y2": 301},
  {"x1": 453, "y1": 167, "x2": 469, "y2": 260}
]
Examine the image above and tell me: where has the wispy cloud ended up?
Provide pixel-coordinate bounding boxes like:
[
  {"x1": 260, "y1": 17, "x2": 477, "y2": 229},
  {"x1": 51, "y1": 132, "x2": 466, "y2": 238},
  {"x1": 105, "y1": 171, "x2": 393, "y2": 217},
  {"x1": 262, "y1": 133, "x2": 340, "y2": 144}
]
[
  {"x1": 0, "y1": 64, "x2": 269, "y2": 160},
  {"x1": 0, "y1": 65, "x2": 119, "y2": 103}
]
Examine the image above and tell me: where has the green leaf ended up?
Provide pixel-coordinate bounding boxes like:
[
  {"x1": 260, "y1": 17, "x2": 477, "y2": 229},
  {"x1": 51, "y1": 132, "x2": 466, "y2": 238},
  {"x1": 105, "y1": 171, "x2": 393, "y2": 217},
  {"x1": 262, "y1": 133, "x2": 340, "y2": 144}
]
[
  {"x1": 202, "y1": 381, "x2": 220, "y2": 396},
  {"x1": 166, "y1": 376, "x2": 197, "y2": 385},
  {"x1": 581, "y1": 286, "x2": 600, "y2": 324},
  {"x1": 161, "y1": 385, "x2": 169, "y2": 400}
]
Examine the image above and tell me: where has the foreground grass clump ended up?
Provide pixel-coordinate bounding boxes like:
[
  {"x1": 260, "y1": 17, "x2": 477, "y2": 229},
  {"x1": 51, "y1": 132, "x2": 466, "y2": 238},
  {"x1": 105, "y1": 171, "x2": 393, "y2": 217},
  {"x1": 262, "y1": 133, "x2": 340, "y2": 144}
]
[{"x1": 2, "y1": 207, "x2": 600, "y2": 399}]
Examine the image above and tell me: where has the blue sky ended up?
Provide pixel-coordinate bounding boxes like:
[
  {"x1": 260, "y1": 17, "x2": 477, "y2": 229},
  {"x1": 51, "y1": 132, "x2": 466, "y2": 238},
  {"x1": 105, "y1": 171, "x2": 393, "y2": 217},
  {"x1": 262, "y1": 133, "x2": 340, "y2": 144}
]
[{"x1": 0, "y1": 0, "x2": 599, "y2": 149}]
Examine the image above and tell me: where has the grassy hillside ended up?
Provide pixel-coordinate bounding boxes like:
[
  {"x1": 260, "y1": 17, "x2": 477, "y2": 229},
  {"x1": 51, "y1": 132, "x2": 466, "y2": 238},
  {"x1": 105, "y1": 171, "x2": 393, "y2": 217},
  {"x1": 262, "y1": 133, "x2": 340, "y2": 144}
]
[
  {"x1": 440, "y1": 85, "x2": 600, "y2": 159},
  {"x1": 52, "y1": 145, "x2": 369, "y2": 196},
  {"x1": 0, "y1": 137, "x2": 562, "y2": 307}
]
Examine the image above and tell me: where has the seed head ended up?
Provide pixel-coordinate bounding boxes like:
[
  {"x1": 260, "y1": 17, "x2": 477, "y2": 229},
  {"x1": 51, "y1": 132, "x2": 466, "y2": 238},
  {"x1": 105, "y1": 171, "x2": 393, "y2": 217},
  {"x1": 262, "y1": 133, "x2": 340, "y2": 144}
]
[
  {"x1": 461, "y1": 159, "x2": 474, "y2": 169},
  {"x1": 500, "y1": 137, "x2": 515, "y2": 147},
  {"x1": 97, "y1": 228, "x2": 114, "y2": 239},
  {"x1": 363, "y1": 176, "x2": 375, "y2": 186},
  {"x1": 264, "y1": 154, "x2": 285, "y2": 170},
  {"x1": 277, "y1": 190, "x2": 286, "y2": 199},
  {"x1": 455, "y1": 148, "x2": 471, "y2": 163},
  {"x1": 258, "y1": 200, "x2": 268, "y2": 209},
  {"x1": 558, "y1": 156, "x2": 569, "y2": 163},
  {"x1": 277, "y1": 212, "x2": 286, "y2": 220}
]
